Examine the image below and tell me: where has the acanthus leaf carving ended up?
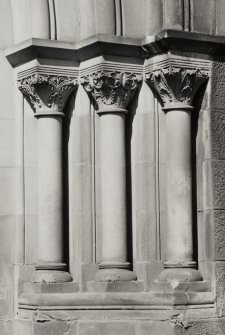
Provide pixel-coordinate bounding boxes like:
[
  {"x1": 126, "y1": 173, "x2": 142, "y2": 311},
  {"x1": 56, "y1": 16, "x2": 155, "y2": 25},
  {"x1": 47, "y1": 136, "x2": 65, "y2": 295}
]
[
  {"x1": 17, "y1": 73, "x2": 78, "y2": 114},
  {"x1": 81, "y1": 71, "x2": 142, "y2": 110},
  {"x1": 145, "y1": 67, "x2": 208, "y2": 107}
]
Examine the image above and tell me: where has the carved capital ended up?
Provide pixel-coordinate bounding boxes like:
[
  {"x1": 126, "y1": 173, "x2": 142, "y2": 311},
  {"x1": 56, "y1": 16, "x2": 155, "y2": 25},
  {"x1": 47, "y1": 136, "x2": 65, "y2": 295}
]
[
  {"x1": 80, "y1": 61, "x2": 142, "y2": 111},
  {"x1": 145, "y1": 56, "x2": 210, "y2": 107},
  {"x1": 17, "y1": 66, "x2": 78, "y2": 115}
]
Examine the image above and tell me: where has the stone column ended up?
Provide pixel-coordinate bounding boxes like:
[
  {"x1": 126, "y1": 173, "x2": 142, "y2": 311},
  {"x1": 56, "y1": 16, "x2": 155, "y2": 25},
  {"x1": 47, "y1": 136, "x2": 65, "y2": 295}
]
[
  {"x1": 18, "y1": 68, "x2": 78, "y2": 283},
  {"x1": 81, "y1": 66, "x2": 142, "y2": 282},
  {"x1": 145, "y1": 56, "x2": 209, "y2": 282}
]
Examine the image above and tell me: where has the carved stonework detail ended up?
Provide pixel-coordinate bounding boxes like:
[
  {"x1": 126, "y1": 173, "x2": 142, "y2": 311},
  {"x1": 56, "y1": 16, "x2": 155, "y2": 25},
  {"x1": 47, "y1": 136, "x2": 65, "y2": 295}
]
[
  {"x1": 18, "y1": 73, "x2": 78, "y2": 114},
  {"x1": 81, "y1": 71, "x2": 142, "y2": 110},
  {"x1": 145, "y1": 67, "x2": 208, "y2": 107}
]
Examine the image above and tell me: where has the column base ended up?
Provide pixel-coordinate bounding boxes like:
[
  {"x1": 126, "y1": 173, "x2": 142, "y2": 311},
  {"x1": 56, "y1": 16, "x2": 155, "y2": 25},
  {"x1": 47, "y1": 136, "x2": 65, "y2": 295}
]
[
  {"x1": 95, "y1": 262, "x2": 137, "y2": 282},
  {"x1": 156, "y1": 268, "x2": 203, "y2": 283},
  {"x1": 33, "y1": 263, "x2": 73, "y2": 283}
]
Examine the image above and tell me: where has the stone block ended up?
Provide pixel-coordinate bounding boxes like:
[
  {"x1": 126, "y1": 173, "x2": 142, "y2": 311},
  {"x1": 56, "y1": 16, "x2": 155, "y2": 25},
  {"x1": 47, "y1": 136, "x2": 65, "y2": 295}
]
[
  {"x1": 0, "y1": 215, "x2": 15, "y2": 264},
  {"x1": 214, "y1": 211, "x2": 225, "y2": 261},
  {"x1": 0, "y1": 118, "x2": 14, "y2": 167},
  {"x1": 0, "y1": 55, "x2": 13, "y2": 119},
  {"x1": 0, "y1": 320, "x2": 12, "y2": 335},
  {"x1": 139, "y1": 322, "x2": 176, "y2": 335},
  {"x1": 133, "y1": 113, "x2": 156, "y2": 164},
  {"x1": 163, "y1": 0, "x2": 183, "y2": 30},
  {"x1": 95, "y1": 0, "x2": 116, "y2": 35},
  {"x1": 24, "y1": 109, "x2": 38, "y2": 168},
  {"x1": 200, "y1": 211, "x2": 214, "y2": 262},
  {"x1": 122, "y1": 0, "x2": 145, "y2": 38},
  {"x1": 87, "y1": 280, "x2": 144, "y2": 293},
  {"x1": 211, "y1": 109, "x2": 225, "y2": 159},
  {"x1": 136, "y1": 211, "x2": 157, "y2": 262},
  {"x1": 134, "y1": 162, "x2": 156, "y2": 212},
  {"x1": 73, "y1": 164, "x2": 92, "y2": 214},
  {"x1": 134, "y1": 262, "x2": 163, "y2": 291},
  {"x1": 196, "y1": 109, "x2": 211, "y2": 161},
  {"x1": 211, "y1": 62, "x2": 225, "y2": 110},
  {"x1": 191, "y1": 0, "x2": 216, "y2": 34},
  {"x1": 78, "y1": 0, "x2": 95, "y2": 40},
  {"x1": 0, "y1": 167, "x2": 15, "y2": 215},
  {"x1": 145, "y1": 0, "x2": 163, "y2": 35},
  {"x1": 202, "y1": 160, "x2": 213, "y2": 210},
  {"x1": 23, "y1": 281, "x2": 79, "y2": 294},
  {"x1": 212, "y1": 160, "x2": 225, "y2": 208},
  {"x1": 71, "y1": 263, "x2": 98, "y2": 292},
  {"x1": 54, "y1": 0, "x2": 79, "y2": 42},
  {"x1": 216, "y1": 0, "x2": 225, "y2": 36},
  {"x1": 13, "y1": 319, "x2": 33, "y2": 335},
  {"x1": 78, "y1": 321, "x2": 136, "y2": 335},
  {"x1": 73, "y1": 115, "x2": 92, "y2": 165},
  {"x1": 25, "y1": 214, "x2": 38, "y2": 264},
  {"x1": 0, "y1": 0, "x2": 13, "y2": 48},
  {"x1": 0, "y1": 265, "x2": 14, "y2": 319},
  {"x1": 215, "y1": 261, "x2": 225, "y2": 316},
  {"x1": 33, "y1": 320, "x2": 71, "y2": 335},
  {"x1": 159, "y1": 162, "x2": 166, "y2": 212},
  {"x1": 74, "y1": 213, "x2": 93, "y2": 263},
  {"x1": 24, "y1": 167, "x2": 38, "y2": 215}
]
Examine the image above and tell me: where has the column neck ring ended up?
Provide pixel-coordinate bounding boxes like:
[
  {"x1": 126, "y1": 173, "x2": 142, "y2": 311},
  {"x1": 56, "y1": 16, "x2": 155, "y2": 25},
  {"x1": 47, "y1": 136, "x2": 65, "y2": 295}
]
[
  {"x1": 97, "y1": 107, "x2": 128, "y2": 115},
  {"x1": 162, "y1": 103, "x2": 194, "y2": 112},
  {"x1": 34, "y1": 111, "x2": 65, "y2": 118}
]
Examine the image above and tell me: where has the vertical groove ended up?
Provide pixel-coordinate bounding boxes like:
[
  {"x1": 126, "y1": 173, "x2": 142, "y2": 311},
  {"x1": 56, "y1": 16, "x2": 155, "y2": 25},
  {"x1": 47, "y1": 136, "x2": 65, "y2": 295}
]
[
  {"x1": 184, "y1": 0, "x2": 191, "y2": 31},
  {"x1": 155, "y1": 100, "x2": 161, "y2": 261},
  {"x1": 48, "y1": 0, "x2": 57, "y2": 40},
  {"x1": 91, "y1": 105, "x2": 97, "y2": 263},
  {"x1": 115, "y1": 0, "x2": 123, "y2": 36}
]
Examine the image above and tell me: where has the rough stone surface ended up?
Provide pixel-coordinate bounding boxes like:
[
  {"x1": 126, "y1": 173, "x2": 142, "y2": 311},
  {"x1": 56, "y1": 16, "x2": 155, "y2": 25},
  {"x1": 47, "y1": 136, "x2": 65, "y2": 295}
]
[
  {"x1": 211, "y1": 62, "x2": 225, "y2": 110},
  {"x1": 212, "y1": 160, "x2": 225, "y2": 208},
  {"x1": 211, "y1": 109, "x2": 225, "y2": 159}
]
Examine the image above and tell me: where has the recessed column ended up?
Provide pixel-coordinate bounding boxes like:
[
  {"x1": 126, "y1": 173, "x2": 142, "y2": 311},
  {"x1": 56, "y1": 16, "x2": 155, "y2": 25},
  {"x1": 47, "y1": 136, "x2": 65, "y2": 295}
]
[
  {"x1": 18, "y1": 68, "x2": 78, "y2": 283},
  {"x1": 81, "y1": 64, "x2": 142, "y2": 282},
  {"x1": 145, "y1": 56, "x2": 209, "y2": 282}
]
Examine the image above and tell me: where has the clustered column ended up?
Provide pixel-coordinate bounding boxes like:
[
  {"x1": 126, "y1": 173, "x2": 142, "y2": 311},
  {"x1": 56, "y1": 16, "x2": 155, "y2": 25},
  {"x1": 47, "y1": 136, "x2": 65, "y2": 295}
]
[
  {"x1": 145, "y1": 56, "x2": 209, "y2": 282},
  {"x1": 18, "y1": 70, "x2": 78, "y2": 283},
  {"x1": 81, "y1": 69, "x2": 142, "y2": 282}
]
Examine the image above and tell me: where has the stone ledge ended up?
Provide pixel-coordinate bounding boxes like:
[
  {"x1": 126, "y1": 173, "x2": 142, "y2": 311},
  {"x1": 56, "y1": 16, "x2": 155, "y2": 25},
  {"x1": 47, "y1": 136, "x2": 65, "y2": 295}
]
[
  {"x1": 87, "y1": 280, "x2": 144, "y2": 293},
  {"x1": 18, "y1": 291, "x2": 214, "y2": 310},
  {"x1": 23, "y1": 282, "x2": 79, "y2": 294}
]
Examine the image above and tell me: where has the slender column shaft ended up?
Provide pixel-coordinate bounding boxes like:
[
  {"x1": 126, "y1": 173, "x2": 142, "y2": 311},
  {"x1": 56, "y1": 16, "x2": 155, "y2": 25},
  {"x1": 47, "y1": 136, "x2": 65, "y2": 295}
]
[
  {"x1": 99, "y1": 111, "x2": 127, "y2": 266},
  {"x1": 36, "y1": 115, "x2": 63, "y2": 265},
  {"x1": 165, "y1": 107, "x2": 194, "y2": 267}
]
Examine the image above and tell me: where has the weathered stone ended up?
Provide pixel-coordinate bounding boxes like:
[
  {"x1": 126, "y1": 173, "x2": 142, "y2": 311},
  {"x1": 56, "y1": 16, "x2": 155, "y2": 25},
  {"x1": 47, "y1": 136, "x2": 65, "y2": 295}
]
[
  {"x1": 33, "y1": 320, "x2": 71, "y2": 335},
  {"x1": 162, "y1": 0, "x2": 183, "y2": 30},
  {"x1": 216, "y1": 0, "x2": 225, "y2": 35},
  {"x1": 78, "y1": 321, "x2": 136, "y2": 335},
  {"x1": 212, "y1": 160, "x2": 225, "y2": 208},
  {"x1": 211, "y1": 62, "x2": 225, "y2": 110},
  {"x1": 0, "y1": 215, "x2": 15, "y2": 264},
  {"x1": 145, "y1": 0, "x2": 163, "y2": 35},
  {"x1": 214, "y1": 211, "x2": 225, "y2": 261},
  {"x1": 122, "y1": 0, "x2": 145, "y2": 37},
  {"x1": 0, "y1": 265, "x2": 14, "y2": 319},
  {"x1": 191, "y1": 0, "x2": 216, "y2": 34}
]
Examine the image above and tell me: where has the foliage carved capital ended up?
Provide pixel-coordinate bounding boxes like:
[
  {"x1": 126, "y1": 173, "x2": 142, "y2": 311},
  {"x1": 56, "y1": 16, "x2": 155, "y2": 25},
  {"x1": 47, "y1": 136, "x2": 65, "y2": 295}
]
[
  {"x1": 145, "y1": 56, "x2": 210, "y2": 107},
  {"x1": 17, "y1": 70, "x2": 78, "y2": 115},
  {"x1": 80, "y1": 71, "x2": 142, "y2": 110}
]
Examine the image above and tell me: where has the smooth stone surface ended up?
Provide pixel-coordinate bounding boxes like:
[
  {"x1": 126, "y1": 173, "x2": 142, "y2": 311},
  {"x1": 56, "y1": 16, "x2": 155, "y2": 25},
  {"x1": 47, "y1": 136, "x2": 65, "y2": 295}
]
[
  {"x1": 95, "y1": 269, "x2": 137, "y2": 283},
  {"x1": 151, "y1": 281, "x2": 211, "y2": 293}
]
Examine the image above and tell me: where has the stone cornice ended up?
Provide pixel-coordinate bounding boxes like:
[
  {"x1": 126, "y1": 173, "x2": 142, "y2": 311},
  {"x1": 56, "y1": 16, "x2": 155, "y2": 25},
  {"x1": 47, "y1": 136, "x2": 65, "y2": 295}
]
[
  {"x1": 6, "y1": 30, "x2": 225, "y2": 69},
  {"x1": 144, "y1": 55, "x2": 210, "y2": 107},
  {"x1": 80, "y1": 60, "x2": 143, "y2": 110},
  {"x1": 17, "y1": 65, "x2": 78, "y2": 115}
]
